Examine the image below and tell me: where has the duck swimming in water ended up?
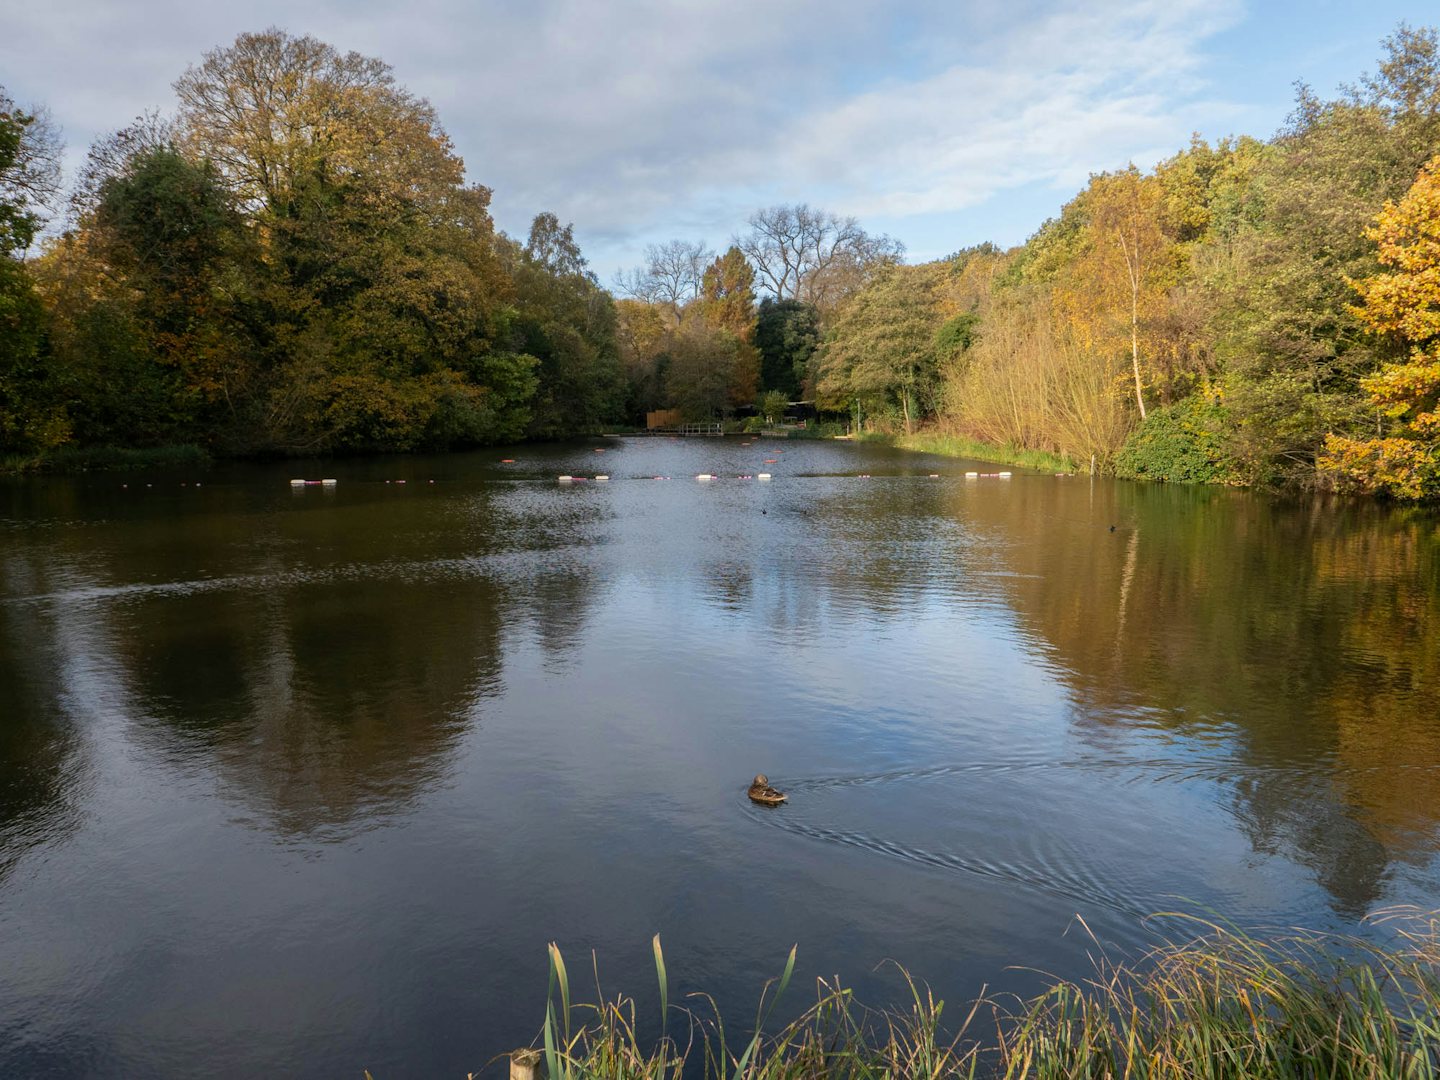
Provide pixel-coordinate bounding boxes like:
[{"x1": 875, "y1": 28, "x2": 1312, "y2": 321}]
[{"x1": 748, "y1": 774, "x2": 787, "y2": 806}]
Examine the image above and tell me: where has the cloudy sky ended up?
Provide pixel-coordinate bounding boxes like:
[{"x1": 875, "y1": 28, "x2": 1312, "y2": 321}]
[{"x1": 1, "y1": 1, "x2": 1429, "y2": 280}]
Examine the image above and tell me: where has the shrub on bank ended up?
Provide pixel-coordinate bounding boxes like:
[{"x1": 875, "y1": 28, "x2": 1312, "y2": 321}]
[{"x1": 1114, "y1": 396, "x2": 1240, "y2": 485}]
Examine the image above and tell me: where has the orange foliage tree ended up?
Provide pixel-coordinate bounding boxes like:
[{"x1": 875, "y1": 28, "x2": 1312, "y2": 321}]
[{"x1": 1323, "y1": 155, "x2": 1440, "y2": 499}]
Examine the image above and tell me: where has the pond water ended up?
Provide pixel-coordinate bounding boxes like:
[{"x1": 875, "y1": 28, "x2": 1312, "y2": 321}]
[{"x1": 2, "y1": 437, "x2": 1439, "y2": 1077}]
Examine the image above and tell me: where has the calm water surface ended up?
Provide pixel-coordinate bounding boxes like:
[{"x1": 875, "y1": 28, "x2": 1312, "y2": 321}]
[{"x1": 2, "y1": 438, "x2": 1439, "y2": 1077}]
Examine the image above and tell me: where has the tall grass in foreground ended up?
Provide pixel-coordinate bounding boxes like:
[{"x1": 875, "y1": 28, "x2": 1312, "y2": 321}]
[{"x1": 506, "y1": 909, "x2": 1440, "y2": 1080}]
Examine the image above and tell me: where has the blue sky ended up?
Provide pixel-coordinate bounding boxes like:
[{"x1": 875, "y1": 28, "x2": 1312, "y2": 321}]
[{"x1": 1, "y1": 1, "x2": 1432, "y2": 281}]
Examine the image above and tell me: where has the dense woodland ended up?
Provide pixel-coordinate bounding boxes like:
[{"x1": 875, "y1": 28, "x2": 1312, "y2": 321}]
[{"x1": 2, "y1": 26, "x2": 1440, "y2": 498}]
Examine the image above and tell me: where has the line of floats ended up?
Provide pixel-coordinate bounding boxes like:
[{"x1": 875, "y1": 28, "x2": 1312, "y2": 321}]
[
  {"x1": 282, "y1": 440, "x2": 1020, "y2": 487},
  {"x1": 555, "y1": 471, "x2": 1012, "y2": 482},
  {"x1": 285, "y1": 471, "x2": 1015, "y2": 485}
]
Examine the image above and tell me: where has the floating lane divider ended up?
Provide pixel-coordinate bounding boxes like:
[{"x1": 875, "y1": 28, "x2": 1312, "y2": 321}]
[
  {"x1": 539, "y1": 473, "x2": 1003, "y2": 485},
  {"x1": 290, "y1": 478, "x2": 338, "y2": 486}
]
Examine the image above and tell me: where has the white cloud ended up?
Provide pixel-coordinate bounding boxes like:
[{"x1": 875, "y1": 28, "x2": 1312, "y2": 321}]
[
  {"x1": 3, "y1": 0, "x2": 1250, "y2": 267},
  {"x1": 779, "y1": 0, "x2": 1248, "y2": 220}
]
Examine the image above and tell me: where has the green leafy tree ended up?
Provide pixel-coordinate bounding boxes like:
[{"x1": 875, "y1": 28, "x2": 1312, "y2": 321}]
[
  {"x1": 759, "y1": 389, "x2": 788, "y2": 425},
  {"x1": 0, "y1": 88, "x2": 61, "y2": 255},
  {"x1": 0, "y1": 257, "x2": 67, "y2": 453},
  {"x1": 512, "y1": 214, "x2": 623, "y2": 437},
  {"x1": 755, "y1": 297, "x2": 820, "y2": 398},
  {"x1": 614, "y1": 298, "x2": 670, "y2": 418},
  {"x1": 663, "y1": 323, "x2": 739, "y2": 420},
  {"x1": 0, "y1": 88, "x2": 66, "y2": 453},
  {"x1": 816, "y1": 263, "x2": 947, "y2": 434}
]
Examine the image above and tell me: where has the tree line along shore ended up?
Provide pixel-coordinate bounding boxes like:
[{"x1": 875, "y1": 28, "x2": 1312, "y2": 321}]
[{"x1": 3, "y1": 26, "x2": 1439, "y2": 499}]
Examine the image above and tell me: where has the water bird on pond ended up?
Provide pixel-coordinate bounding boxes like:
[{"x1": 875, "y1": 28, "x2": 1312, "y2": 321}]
[{"x1": 748, "y1": 774, "x2": 787, "y2": 805}]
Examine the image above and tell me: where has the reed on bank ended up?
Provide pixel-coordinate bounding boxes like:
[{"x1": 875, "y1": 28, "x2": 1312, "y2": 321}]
[
  {"x1": 860, "y1": 430, "x2": 1079, "y2": 475},
  {"x1": 504, "y1": 908, "x2": 1440, "y2": 1080}
]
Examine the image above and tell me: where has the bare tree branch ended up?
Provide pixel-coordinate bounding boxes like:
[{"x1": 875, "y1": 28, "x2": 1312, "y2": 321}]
[
  {"x1": 615, "y1": 238, "x2": 713, "y2": 318},
  {"x1": 736, "y1": 203, "x2": 904, "y2": 311},
  {"x1": 1, "y1": 88, "x2": 63, "y2": 249}
]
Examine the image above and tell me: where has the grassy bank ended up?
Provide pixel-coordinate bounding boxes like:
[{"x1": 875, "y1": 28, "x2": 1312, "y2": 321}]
[
  {"x1": 859, "y1": 431, "x2": 1080, "y2": 475},
  {"x1": 0, "y1": 444, "x2": 213, "y2": 476},
  {"x1": 470, "y1": 910, "x2": 1440, "y2": 1080}
]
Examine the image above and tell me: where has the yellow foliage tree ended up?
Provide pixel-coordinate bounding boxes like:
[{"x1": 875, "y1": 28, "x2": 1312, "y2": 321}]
[
  {"x1": 1055, "y1": 168, "x2": 1174, "y2": 420},
  {"x1": 1322, "y1": 155, "x2": 1440, "y2": 499}
]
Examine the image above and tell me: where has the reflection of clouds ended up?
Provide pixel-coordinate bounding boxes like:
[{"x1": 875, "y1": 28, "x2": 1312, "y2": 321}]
[{"x1": 2, "y1": 0, "x2": 1255, "y2": 264}]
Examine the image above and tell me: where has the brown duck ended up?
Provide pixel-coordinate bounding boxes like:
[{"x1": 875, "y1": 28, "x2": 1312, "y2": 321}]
[{"x1": 747, "y1": 774, "x2": 787, "y2": 806}]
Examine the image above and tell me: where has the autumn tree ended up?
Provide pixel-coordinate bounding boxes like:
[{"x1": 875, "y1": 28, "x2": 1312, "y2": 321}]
[
  {"x1": 1071, "y1": 168, "x2": 1173, "y2": 419},
  {"x1": 692, "y1": 247, "x2": 757, "y2": 405},
  {"x1": 174, "y1": 29, "x2": 462, "y2": 221},
  {"x1": 1322, "y1": 155, "x2": 1440, "y2": 498},
  {"x1": 164, "y1": 30, "x2": 540, "y2": 451},
  {"x1": 1201, "y1": 31, "x2": 1440, "y2": 485},
  {"x1": 698, "y1": 246, "x2": 755, "y2": 338}
]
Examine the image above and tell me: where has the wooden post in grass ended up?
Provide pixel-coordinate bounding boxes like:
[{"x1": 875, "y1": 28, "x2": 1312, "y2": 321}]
[{"x1": 509, "y1": 1048, "x2": 542, "y2": 1080}]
